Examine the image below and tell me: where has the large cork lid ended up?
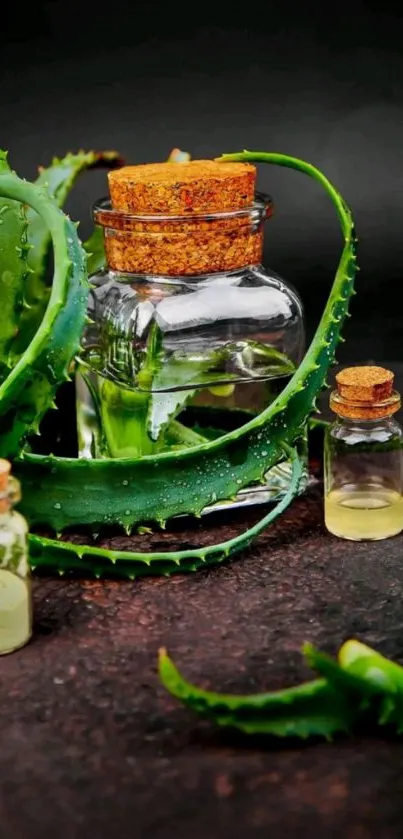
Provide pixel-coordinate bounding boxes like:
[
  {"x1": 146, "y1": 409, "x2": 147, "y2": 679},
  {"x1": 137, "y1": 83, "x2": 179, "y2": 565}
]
[
  {"x1": 330, "y1": 366, "x2": 400, "y2": 419},
  {"x1": 108, "y1": 159, "x2": 256, "y2": 214}
]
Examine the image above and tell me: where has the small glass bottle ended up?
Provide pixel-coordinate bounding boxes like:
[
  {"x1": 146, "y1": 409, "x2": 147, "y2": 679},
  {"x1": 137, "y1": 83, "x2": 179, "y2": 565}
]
[
  {"x1": 0, "y1": 459, "x2": 32, "y2": 654},
  {"x1": 324, "y1": 366, "x2": 403, "y2": 541}
]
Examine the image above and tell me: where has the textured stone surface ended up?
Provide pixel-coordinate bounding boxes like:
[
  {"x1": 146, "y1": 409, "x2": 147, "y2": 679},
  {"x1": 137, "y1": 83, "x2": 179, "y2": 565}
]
[
  {"x1": 3, "y1": 368, "x2": 403, "y2": 838},
  {"x1": 2, "y1": 477, "x2": 403, "y2": 838}
]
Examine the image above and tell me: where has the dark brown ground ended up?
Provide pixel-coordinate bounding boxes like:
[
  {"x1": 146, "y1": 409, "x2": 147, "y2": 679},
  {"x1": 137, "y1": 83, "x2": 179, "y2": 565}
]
[
  {"x1": 3, "y1": 369, "x2": 403, "y2": 839},
  {"x1": 2, "y1": 477, "x2": 403, "y2": 839}
]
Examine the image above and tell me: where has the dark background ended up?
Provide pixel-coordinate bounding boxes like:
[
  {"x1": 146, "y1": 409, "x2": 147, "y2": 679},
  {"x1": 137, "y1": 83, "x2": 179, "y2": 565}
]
[
  {"x1": 3, "y1": 8, "x2": 403, "y2": 838},
  {"x1": 2, "y1": 0, "x2": 403, "y2": 362}
]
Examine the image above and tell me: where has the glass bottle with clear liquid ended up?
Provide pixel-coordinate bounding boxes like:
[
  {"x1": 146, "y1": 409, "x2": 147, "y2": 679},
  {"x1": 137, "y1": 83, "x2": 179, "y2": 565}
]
[
  {"x1": 0, "y1": 459, "x2": 32, "y2": 654},
  {"x1": 324, "y1": 366, "x2": 403, "y2": 540},
  {"x1": 76, "y1": 159, "x2": 307, "y2": 510}
]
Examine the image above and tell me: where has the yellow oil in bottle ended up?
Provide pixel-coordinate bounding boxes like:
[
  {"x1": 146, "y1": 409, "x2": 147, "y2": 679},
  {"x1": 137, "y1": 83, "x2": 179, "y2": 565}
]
[
  {"x1": 325, "y1": 485, "x2": 403, "y2": 541},
  {"x1": 0, "y1": 570, "x2": 31, "y2": 655}
]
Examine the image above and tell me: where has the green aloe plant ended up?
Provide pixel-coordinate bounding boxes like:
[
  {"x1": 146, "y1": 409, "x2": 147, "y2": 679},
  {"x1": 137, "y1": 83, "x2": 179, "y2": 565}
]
[
  {"x1": 159, "y1": 639, "x2": 403, "y2": 739},
  {"x1": 0, "y1": 148, "x2": 358, "y2": 576}
]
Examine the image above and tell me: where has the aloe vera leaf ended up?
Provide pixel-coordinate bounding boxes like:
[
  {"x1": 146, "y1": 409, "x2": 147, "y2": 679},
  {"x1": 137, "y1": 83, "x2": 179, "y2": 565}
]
[
  {"x1": 0, "y1": 151, "x2": 30, "y2": 383},
  {"x1": 9, "y1": 151, "x2": 122, "y2": 361},
  {"x1": 339, "y1": 640, "x2": 403, "y2": 730},
  {"x1": 305, "y1": 640, "x2": 403, "y2": 732},
  {"x1": 27, "y1": 149, "x2": 123, "y2": 283},
  {"x1": 303, "y1": 643, "x2": 376, "y2": 709},
  {"x1": 28, "y1": 445, "x2": 303, "y2": 573},
  {"x1": 181, "y1": 423, "x2": 226, "y2": 442},
  {"x1": 147, "y1": 341, "x2": 291, "y2": 443},
  {"x1": 339, "y1": 640, "x2": 403, "y2": 691},
  {"x1": 164, "y1": 418, "x2": 208, "y2": 447},
  {"x1": 83, "y1": 225, "x2": 105, "y2": 275},
  {"x1": 158, "y1": 649, "x2": 354, "y2": 739},
  {"x1": 307, "y1": 417, "x2": 329, "y2": 431},
  {"x1": 100, "y1": 378, "x2": 159, "y2": 458},
  {"x1": 147, "y1": 372, "x2": 237, "y2": 443},
  {"x1": 158, "y1": 640, "x2": 403, "y2": 740},
  {"x1": 0, "y1": 165, "x2": 89, "y2": 457}
]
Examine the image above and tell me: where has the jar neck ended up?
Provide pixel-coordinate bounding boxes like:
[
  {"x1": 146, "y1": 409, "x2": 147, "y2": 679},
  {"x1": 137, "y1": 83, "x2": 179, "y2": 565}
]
[
  {"x1": 105, "y1": 263, "x2": 265, "y2": 285},
  {"x1": 333, "y1": 415, "x2": 398, "y2": 428},
  {"x1": 93, "y1": 192, "x2": 272, "y2": 278}
]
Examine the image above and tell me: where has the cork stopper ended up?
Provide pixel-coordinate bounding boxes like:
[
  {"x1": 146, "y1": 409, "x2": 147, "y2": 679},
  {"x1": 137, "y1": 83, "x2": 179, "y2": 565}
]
[
  {"x1": 0, "y1": 460, "x2": 11, "y2": 513},
  {"x1": 108, "y1": 159, "x2": 256, "y2": 215},
  {"x1": 0, "y1": 459, "x2": 11, "y2": 492},
  {"x1": 330, "y1": 366, "x2": 400, "y2": 419},
  {"x1": 95, "y1": 158, "x2": 269, "y2": 277}
]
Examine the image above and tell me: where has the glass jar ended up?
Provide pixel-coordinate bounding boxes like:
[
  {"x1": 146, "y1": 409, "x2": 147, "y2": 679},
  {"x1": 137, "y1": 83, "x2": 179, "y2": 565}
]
[
  {"x1": 0, "y1": 459, "x2": 31, "y2": 654},
  {"x1": 324, "y1": 366, "x2": 403, "y2": 540},
  {"x1": 76, "y1": 190, "x2": 307, "y2": 510}
]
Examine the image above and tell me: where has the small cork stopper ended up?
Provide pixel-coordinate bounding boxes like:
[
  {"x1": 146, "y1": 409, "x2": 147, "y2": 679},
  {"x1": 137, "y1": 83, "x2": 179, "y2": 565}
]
[
  {"x1": 0, "y1": 459, "x2": 11, "y2": 492},
  {"x1": 108, "y1": 159, "x2": 256, "y2": 215},
  {"x1": 330, "y1": 366, "x2": 400, "y2": 419},
  {"x1": 336, "y1": 366, "x2": 394, "y2": 402}
]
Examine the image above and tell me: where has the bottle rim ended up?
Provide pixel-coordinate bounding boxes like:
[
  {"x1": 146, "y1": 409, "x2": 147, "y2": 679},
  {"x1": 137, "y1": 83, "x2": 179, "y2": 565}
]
[{"x1": 330, "y1": 389, "x2": 401, "y2": 419}]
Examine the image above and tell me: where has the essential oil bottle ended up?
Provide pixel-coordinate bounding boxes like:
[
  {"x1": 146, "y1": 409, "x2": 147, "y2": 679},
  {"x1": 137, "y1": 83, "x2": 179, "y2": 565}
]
[
  {"x1": 0, "y1": 459, "x2": 32, "y2": 654},
  {"x1": 324, "y1": 366, "x2": 403, "y2": 541}
]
